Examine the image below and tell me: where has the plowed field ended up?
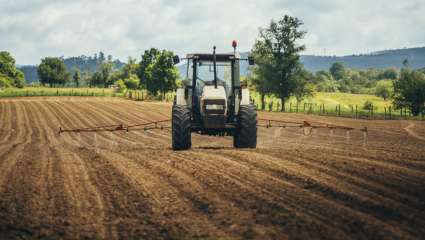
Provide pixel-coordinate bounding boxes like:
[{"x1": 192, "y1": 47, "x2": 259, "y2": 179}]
[{"x1": 0, "y1": 97, "x2": 424, "y2": 239}]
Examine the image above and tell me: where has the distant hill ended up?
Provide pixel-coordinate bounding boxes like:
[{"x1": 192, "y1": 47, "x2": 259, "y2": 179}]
[
  {"x1": 19, "y1": 53, "x2": 125, "y2": 84},
  {"x1": 19, "y1": 47, "x2": 425, "y2": 83},
  {"x1": 301, "y1": 47, "x2": 425, "y2": 72},
  {"x1": 177, "y1": 47, "x2": 425, "y2": 78}
]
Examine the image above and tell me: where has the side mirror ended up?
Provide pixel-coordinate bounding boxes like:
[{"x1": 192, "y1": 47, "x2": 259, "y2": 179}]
[
  {"x1": 173, "y1": 55, "x2": 180, "y2": 65},
  {"x1": 248, "y1": 56, "x2": 255, "y2": 65}
]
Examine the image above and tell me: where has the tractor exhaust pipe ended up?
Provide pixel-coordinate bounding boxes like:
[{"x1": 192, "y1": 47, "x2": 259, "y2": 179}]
[{"x1": 213, "y1": 46, "x2": 217, "y2": 89}]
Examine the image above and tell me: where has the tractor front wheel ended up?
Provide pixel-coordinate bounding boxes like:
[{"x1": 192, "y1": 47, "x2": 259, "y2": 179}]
[
  {"x1": 172, "y1": 105, "x2": 192, "y2": 150},
  {"x1": 234, "y1": 104, "x2": 257, "y2": 148}
]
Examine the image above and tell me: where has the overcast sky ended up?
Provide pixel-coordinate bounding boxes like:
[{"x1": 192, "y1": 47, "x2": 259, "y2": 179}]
[{"x1": 1, "y1": 0, "x2": 424, "y2": 65}]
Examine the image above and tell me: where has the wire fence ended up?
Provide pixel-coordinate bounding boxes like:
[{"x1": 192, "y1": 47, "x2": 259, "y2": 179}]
[{"x1": 254, "y1": 101, "x2": 425, "y2": 121}]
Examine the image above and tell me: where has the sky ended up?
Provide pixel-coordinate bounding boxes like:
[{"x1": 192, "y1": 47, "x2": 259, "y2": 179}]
[{"x1": 0, "y1": 0, "x2": 424, "y2": 65}]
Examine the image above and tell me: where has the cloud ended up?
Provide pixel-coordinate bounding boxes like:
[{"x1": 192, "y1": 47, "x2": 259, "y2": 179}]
[{"x1": 0, "y1": 0, "x2": 424, "y2": 64}]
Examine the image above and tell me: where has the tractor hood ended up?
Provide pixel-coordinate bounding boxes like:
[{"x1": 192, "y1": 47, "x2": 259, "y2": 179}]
[{"x1": 200, "y1": 85, "x2": 227, "y2": 116}]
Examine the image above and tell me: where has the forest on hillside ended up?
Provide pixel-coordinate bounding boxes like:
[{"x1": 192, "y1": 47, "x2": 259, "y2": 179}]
[{"x1": 19, "y1": 52, "x2": 125, "y2": 84}]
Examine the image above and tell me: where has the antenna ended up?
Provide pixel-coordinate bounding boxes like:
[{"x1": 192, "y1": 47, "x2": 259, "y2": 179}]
[{"x1": 213, "y1": 46, "x2": 217, "y2": 89}]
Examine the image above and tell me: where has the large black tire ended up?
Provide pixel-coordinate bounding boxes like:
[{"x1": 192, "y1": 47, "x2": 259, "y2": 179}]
[
  {"x1": 234, "y1": 104, "x2": 257, "y2": 148},
  {"x1": 172, "y1": 105, "x2": 192, "y2": 150}
]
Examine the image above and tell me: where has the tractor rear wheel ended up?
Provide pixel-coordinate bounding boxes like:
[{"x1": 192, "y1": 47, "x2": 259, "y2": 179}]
[
  {"x1": 172, "y1": 105, "x2": 192, "y2": 150},
  {"x1": 234, "y1": 104, "x2": 257, "y2": 148}
]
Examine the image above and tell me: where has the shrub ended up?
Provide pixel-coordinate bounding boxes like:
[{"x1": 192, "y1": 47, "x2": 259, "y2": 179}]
[
  {"x1": 363, "y1": 100, "x2": 377, "y2": 111},
  {"x1": 114, "y1": 79, "x2": 126, "y2": 92}
]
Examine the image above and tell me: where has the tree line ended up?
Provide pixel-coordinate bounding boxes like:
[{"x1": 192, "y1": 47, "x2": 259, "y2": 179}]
[{"x1": 36, "y1": 49, "x2": 178, "y2": 97}]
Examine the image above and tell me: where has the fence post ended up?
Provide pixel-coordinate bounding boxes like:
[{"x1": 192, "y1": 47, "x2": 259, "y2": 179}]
[
  {"x1": 389, "y1": 106, "x2": 392, "y2": 120},
  {"x1": 303, "y1": 103, "x2": 306, "y2": 112},
  {"x1": 296, "y1": 103, "x2": 299, "y2": 113},
  {"x1": 56, "y1": 89, "x2": 59, "y2": 96},
  {"x1": 355, "y1": 105, "x2": 358, "y2": 118},
  {"x1": 371, "y1": 104, "x2": 374, "y2": 118},
  {"x1": 289, "y1": 103, "x2": 292, "y2": 113},
  {"x1": 384, "y1": 107, "x2": 387, "y2": 120}
]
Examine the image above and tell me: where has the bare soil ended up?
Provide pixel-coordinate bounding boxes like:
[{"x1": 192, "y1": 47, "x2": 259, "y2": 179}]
[{"x1": 0, "y1": 97, "x2": 424, "y2": 239}]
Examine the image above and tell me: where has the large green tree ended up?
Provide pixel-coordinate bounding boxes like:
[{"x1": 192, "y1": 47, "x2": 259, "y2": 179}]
[
  {"x1": 251, "y1": 15, "x2": 308, "y2": 111},
  {"x1": 393, "y1": 69, "x2": 425, "y2": 116},
  {"x1": 37, "y1": 57, "x2": 69, "y2": 87},
  {"x1": 137, "y1": 48, "x2": 178, "y2": 97},
  {"x1": 0, "y1": 51, "x2": 25, "y2": 88},
  {"x1": 137, "y1": 48, "x2": 160, "y2": 90},
  {"x1": 150, "y1": 50, "x2": 179, "y2": 97}
]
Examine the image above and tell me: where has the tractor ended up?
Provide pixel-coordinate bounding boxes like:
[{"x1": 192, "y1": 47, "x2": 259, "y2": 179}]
[{"x1": 172, "y1": 41, "x2": 257, "y2": 150}]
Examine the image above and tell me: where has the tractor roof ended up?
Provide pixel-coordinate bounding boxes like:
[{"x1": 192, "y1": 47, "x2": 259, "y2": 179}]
[{"x1": 186, "y1": 53, "x2": 241, "y2": 61}]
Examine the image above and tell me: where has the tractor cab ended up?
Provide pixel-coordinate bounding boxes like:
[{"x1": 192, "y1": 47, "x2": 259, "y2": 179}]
[{"x1": 183, "y1": 52, "x2": 242, "y2": 129}]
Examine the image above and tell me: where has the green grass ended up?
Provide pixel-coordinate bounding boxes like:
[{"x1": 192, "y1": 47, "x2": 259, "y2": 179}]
[
  {"x1": 252, "y1": 92, "x2": 392, "y2": 113},
  {"x1": 0, "y1": 87, "x2": 122, "y2": 98},
  {"x1": 0, "y1": 87, "x2": 175, "y2": 102}
]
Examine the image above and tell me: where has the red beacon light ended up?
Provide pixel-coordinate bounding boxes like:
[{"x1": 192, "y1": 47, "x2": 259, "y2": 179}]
[{"x1": 232, "y1": 40, "x2": 238, "y2": 49}]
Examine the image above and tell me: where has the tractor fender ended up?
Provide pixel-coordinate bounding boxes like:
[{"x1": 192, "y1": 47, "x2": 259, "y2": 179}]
[
  {"x1": 175, "y1": 88, "x2": 187, "y2": 105},
  {"x1": 240, "y1": 89, "x2": 251, "y2": 106}
]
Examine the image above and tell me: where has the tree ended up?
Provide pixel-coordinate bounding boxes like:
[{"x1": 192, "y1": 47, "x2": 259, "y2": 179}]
[
  {"x1": 293, "y1": 69, "x2": 314, "y2": 102},
  {"x1": 393, "y1": 69, "x2": 425, "y2": 116},
  {"x1": 379, "y1": 68, "x2": 398, "y2": 80},
  {"x1": 150, "y1": 50, "x2": 179, "y2": 97},
  {"x1": 249, "y1": 44, "x2": 275, "y2": 110},
  {"x1": 100, "y1": 62, "x2": 113, "y2": 87},
  {"x1": 73, "y1": 70, "x2": 81, "y2": 87},
  {"x1": 251, "y1": 15, "x2": 308, "y2": 111},
  {"x1": 89, "y1": 72, "x2": 104, "y2": 87},
  {"x1": 37, "y1": 57, "x2": 69, "y2": 87},
  {"x1": 123, "y1": 57, "x2": 139, "y2": 77},
  {"x1": 137, "y1": 48, "x2": 178, "y2": 97},
  {"x1": 124, "y1": 74, "x2": 140, "y2": 90},
  {"x1": 374, "y1": 80, "x2": 392, "y2": 100},
  {"x1": 98, "y1": 51, "x2": 106, "y2": 63},
  {"x1": 0, "y1": 51, "x2": 25, "y2": 88},
  {"x1": 138, "y1": 48, "x2": 160, "y2": 90},
  {"x1": 330, "y1": 62, "x2": 346, "y2": 80}
]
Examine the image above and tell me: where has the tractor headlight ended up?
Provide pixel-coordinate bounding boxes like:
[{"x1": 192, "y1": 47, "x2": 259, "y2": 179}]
[{"x1": 206, "y1": 104, "x2": 224, "y2": 111}]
